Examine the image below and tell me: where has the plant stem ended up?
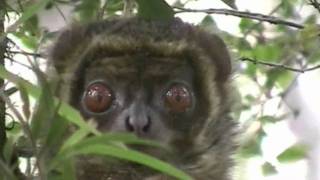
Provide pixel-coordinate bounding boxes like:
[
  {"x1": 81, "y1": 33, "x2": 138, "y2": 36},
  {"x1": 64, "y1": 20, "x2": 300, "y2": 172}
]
[{"x1": 0, "y1": 0, "x2": 7, "y2": 159}]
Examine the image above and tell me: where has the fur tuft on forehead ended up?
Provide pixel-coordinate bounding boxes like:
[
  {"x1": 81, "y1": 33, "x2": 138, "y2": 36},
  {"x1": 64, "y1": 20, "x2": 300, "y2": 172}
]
[{"x1": 50, "y1": 17, "x2": 231, "y2": 82}]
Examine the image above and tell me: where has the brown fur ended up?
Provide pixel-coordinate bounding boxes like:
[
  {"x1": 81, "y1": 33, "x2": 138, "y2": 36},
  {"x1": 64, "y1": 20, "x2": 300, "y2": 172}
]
[{"x1": 50, "y1": 17, "x2": 238, "y2": 180}]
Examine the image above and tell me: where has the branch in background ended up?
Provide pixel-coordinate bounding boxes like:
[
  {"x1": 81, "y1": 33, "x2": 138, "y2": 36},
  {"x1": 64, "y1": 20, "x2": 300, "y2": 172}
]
[
  {"x1": 239, "y1": 57, "x2": 320, "y2": 73},
  {"x1": 309, "y1": 0, "x2": 320, "y2": 14},
  {"x1": 174, "y1": 7, "x2": 305, "y2": 29},
  {"x1": 5, "y1": 55, "x2": 33, "y2": 69},
  {"x1": 7, "y1": 50, "x2": 42, "y2": 58},
  {"x1": 97, "y1": 0, "x2": 109, "y2": 20},
  {"x1": 243, "y1": 2, "x2": 282, "y2": 38},
  {"x1": 0, "y1": 0, "x2": 7, "y2": 160},
  {"x1": 0, "y1": 89, "x2": 39, "y2": 178},
  {"x1": 0, "y1": 90, "x2": 35, "y2": 151},
  {"x1": 53, "y1": 2, "x2": 67, "y2": 22}
]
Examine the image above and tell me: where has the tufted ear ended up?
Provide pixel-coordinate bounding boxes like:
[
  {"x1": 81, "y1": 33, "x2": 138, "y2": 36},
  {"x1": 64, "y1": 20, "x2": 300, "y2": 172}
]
[{"x1": 197, "y1": 32, "x2": 232, "y2": 82}]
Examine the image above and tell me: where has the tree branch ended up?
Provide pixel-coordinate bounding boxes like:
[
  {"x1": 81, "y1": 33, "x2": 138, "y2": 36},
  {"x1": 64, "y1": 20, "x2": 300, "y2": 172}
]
[
  {"x1": 309, "y1": 0, "x2": 320, "y2": 14},
  {"x1": 53, "y1": 2, "x2": 67, "y2": 22},
  {"x1": 239, "y1": 57, "x2": 320, "y2": 73},
  {"x1": 5, "y1": 55, "x2": 33, "y2": 69},
  {"x1": 174, "y1": 7, "x2": 305, "y2": 29},
  {"x1": 7, "y1": 50, "x2": 42, "y2": 58},
  {"x1": 97, "y1": 0, "x2": 109, "y2": 20},
  {"x1": 243, "y1": 2, "x2": 282, "y2": 37},
  {"x1": 0, "y1": 0, "x2": 7, "y2": 160}
]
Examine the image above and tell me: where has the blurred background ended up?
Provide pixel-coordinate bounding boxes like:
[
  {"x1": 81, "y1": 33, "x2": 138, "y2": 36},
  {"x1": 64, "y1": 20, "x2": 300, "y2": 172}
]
[{"x1": 1, "y1": 0, "x2": 320, "y2": 179}]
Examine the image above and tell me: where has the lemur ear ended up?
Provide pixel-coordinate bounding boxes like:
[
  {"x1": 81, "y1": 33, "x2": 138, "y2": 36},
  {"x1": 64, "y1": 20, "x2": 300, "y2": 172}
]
[
  {"x1": 197, "y1": 32, "x2": 232, "y2": 82},
  {"x1": 50, "y1": 25, "x2": 88, "y2": 74}
]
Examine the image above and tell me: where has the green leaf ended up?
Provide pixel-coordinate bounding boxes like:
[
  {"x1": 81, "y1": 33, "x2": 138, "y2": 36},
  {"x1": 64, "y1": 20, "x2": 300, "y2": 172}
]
[
  {"x1": 299, "y1": 24, "x2": 319, "y2": 40},
  {"x1": 279, "y1": 1, "x2": 295, "y2": 18},
  {"x1": 60, "y1": 159, "x2": 77, "y2": 180},
  {"x1": 136, "y1": 0, "x2": 174, "y2": 21},
  {"x1": 23, "y1": 16, "x2": 40, "y2": 36},
  {"x1": 6, "y1": 0, "x2": 52, "y2": 32},
  {"x1": 244, "y1": 94, "x2": 255, "y2": 102},
  {"x1": 30, "y1": 71, "x2": 56, "y2": 140},
  {"x1": 298, "y1": 24, "x2": 320, "y2": 63},
  {"x1": 28, "y1": 70, "x2": 68, "y2": 153},
  {"x1": 44, "y1": 114, "x2": 69, "y2": 152},
  {"x1": 61, "y1": 132, "x2": 162, "y2": 153},
  {"x1": 238, "y1": 38, "x2": 252, "y2": 50},
  {"x1": 308, "y1": 50, "x2": 320, "y2": 64},
  {"x1": 75, "y1": 0, "x2": 100, "y2": 22},
  {"x1": 252, "y1": 44, "x2": 282, "y2": 62},
  {"x1": 220, "y1": 0, "x2": 237, "y2": 9},
  {"x1": 239, "y1": 19, "x2": 255, "y2": 33},
  {"x1": 60, "y1": 128, "x2": 91, "y2": 151},
  {"x1": 261, "y1": 162, "x2": 277, "y2": 176},
  {"x1": 12, "y1": 31, "x2": 38, "y2": 50},
  {"x1": 0, "y1": 65, "x2": 99, "y2": 135},
  {"x1": 240, "y1": 129, "x2": 266, "y2": 157},
  {"x1": 200, "y1": 15, "x2": 216, "y2": 28},
  {"x1": 199, "y1": 15, "x2": 218, "y2": 33},
  {"x1": 258, "y1": 115, "x2": 281, "y2": 124},
  {"x1": 244, "y1": 63, "x2": 257, "y2": 77},
  {"x1": 277, "y1": 144, "x2": 307, "y2": 163},
  {"x1": 6, "y1": 122, "x2": 21, "y2": 136},
  {"x1": 3, "y1": 137, "x2": 15, "y2": 163},
  {"x1": 105, "y1": 0, "x2": 124, "y2": 15},
  {"x1": 276, "y1": 70, "x2": 293, "y2": 90},
  {"x1": 264, "y1": 69, "x2": 292, "y2": 89},
  {"x1": 56, "y1": 143, "x2": 192, "y2": 180}
]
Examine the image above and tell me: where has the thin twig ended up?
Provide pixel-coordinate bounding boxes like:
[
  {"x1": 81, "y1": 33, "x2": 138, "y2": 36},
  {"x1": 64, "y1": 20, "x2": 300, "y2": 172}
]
[
  {"x1": 0, "y1": 91, "x2": 34, "y2": 149},
  {"x1": 174, "y1": 7, "x2": 305, "y2": 29},
  {"x1": 309, "y1": 0, "x2": 320, "y2": 13},
  {"x1": 97, "y1": 0, "x2": 109, "y2": 20},
  {"x1": 239, "y1": 57, "x2": 320, "y2": 73},
  {"x1": 0, "y1": 89, "x2": 47, "y2": 179},
  {"x1": 7, "y1": 50, "x2": 42, "y2": 58},
  {"x1": 243, "y1": 2, "x2": 282, "y2": 38},
  {"x1": 32, "y1": 30, "x2": 48, "y2": 68},
  {"x1": 0, "y1": 7, "x2": 6, "y2": 161},
  {"x1": 53, "y1": 2, "x2": 67, "y2": 22},
  {"x1": 5, "y1": 56, "x2": 33, "y2": 70},
  {"x1": 6, "y1": 38, "x2": 44, "y2": 59},
  {"x1": 17, "y1": 0, "x2": 24, "y2": 12}
]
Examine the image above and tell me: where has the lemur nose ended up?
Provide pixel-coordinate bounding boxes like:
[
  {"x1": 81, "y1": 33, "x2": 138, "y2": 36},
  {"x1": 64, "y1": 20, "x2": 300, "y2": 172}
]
[{"x1": 125, "y1": 115, "x2": 152, "y2": 135}]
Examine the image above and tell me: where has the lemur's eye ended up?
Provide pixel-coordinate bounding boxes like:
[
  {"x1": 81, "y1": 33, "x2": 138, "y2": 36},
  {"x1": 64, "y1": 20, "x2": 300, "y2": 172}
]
[
  {"x1": 165, "y1": 84, "x2": 192, "y2": 113},
  {"x1": 83, "y1": 82, "x2": 113, "y2": 113}
]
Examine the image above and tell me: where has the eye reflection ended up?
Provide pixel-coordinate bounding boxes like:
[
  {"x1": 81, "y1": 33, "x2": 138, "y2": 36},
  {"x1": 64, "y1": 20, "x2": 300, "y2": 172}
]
[
  {"x1": 83, "y1": 82, "x2": 113, "y2": 113},
  {"x1": 165, "y1": 84, "x2": 192, "y2": 113}
]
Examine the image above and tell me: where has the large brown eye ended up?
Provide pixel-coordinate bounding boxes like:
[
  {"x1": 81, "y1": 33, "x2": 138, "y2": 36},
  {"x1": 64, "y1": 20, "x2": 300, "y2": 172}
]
[
  {"x1": 83, "y1": 82, "x2": 113, "y2": 113},
  {"x1": 165, "y1": 84, "x2": 192, "y2": 113}
]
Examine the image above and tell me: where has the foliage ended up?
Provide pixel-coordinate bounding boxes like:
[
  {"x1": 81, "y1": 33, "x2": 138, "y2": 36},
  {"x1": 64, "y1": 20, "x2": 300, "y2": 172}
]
[
  {"x1": 1, "y1": 0, "x2": 320, "y2": 179},
  {"x1": 0, "y1": 66, "x2": 192, "y2": 179},
  {"x1": 136, "y1": 0, "x2": 174, "y2": 20}
]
